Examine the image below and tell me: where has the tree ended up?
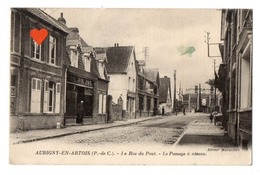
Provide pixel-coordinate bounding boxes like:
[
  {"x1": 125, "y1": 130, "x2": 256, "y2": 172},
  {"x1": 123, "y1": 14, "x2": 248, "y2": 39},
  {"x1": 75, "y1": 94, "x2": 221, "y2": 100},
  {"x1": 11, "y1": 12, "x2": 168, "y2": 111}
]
[
  {"x1": 205, "y1": 72, "x2": 223, "y2": 92},
  {"x1": 205, "y1": 79, "x2": 215, "y2": 88}
]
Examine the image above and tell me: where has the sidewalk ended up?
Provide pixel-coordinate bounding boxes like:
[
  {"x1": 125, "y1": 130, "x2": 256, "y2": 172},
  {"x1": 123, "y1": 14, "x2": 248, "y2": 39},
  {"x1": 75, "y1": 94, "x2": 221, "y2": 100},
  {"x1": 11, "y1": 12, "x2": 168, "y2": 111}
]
[
  {"x1": 10, "y1": 116, "x2": 163, "y2": 145},
  {"x1": 176, "y1": 120, "x2": 236, "y2": 148}
]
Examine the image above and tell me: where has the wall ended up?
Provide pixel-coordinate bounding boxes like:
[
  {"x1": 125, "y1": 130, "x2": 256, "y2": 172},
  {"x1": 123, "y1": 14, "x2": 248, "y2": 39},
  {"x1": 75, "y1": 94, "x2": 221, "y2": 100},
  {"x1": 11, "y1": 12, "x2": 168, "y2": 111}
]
[
  {"x1": 159, "y1": 103, "x2": 171, "y2": 114},
  {"x1": 19, "y1": 115, "x2": 62, "y2": 130},
  {"x1": 126, "y1": 51, "x2": 137, "y2": 93},
  {"x1": 108, "y1": 74, "x2": 128, "y2": 110},
  {"x1": 112, "y1": 104, "x2": 123, "y2": 120}
]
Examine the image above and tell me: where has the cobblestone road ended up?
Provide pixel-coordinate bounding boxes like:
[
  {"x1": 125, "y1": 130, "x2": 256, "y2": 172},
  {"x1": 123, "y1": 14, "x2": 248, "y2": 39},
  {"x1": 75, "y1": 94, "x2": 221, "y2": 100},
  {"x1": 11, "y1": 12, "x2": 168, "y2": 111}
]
[{"x1": 12, "y1": 114, "x2": 208, "y2": 148}]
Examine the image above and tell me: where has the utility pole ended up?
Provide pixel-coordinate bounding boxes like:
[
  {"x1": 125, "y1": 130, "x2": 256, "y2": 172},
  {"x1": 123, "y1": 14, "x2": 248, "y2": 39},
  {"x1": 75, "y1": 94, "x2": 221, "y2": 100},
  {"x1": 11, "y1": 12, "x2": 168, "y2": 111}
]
[
  {"x1": 173, "y1": 70, "x2": 176, "y2": 113},
  {"x1": 213, "y1": 59, "x2": 216, "y2": 111},
  {"x1": 205, "y1": 31, "x2": 220, "y2": 111}
]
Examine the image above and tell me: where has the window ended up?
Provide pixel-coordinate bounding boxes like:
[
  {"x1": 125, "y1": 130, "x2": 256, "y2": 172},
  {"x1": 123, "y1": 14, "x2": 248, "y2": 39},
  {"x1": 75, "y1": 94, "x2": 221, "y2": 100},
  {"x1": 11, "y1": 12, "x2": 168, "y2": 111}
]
[
  {"x1": 48, "y1": 82, "x2": 54, "y2": 112},
  {"x1": 83, "y1": 55, "x2": 91, "y2": 72},
  {"x1": 31, "y1": 39, "x2": 41, "y2": 59},
  {"x1": 71, "y1": 50, "x2": 78, "y2": 67},
  {"x1": 44, "y1": 81, "x2": 60, "y2": 113},
  {"x1": 49, "y1": 36, "x2": 56, "y2": 65},
  {"x1": 31, "y1": 78, "x2": 41, "y2": 113},
  {"x1": 102, "y1": 95, "x2": 107, "y2": 114},
  {"x1": 240, "y1": 44, "x2": 252, "y2": 108},
  {"x1": 55, "y1": 83, "x2": 61, "y2": 113},
  {"x1": 139, "y1": 97, "x2": 144, "y2": 111},
  {"x1": 98, "y1": 62, "x2": 105, "y2": 79},
  {"x1": 10, "y1": 11, "x2": 21, "y2": 53},
  {"x1": 132, "y1": 79, "x2": 135, "y2": 91},
  {"x1": 128, "y1": 77, "x2": 131, "y2": 90},
  {"x1": 147, "y1": 98, "x2": 151, "y2": 111},
  {"x1": 98, "y1": 94, "x2": 107, "y2": 114},
  {"x1": 98, "y1": 94, "x2": 103, "y2": 114}
]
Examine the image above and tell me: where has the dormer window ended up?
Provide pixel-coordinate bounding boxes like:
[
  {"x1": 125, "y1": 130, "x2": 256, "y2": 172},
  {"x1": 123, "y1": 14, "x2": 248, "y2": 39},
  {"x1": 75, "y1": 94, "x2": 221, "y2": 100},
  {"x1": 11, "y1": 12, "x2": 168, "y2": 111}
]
[
  {"x1": 83, "y1": 53, "x2": 91, "y2": 72},
  {"x1": 49, "y1": 36, "x2": 56, "y2": 65},
  {"x1": 98, "y1": 61, "x2": 105, "y2": 79},
  {"x1": 70, "y1": 46, "x2": 78, "y2": 68}
]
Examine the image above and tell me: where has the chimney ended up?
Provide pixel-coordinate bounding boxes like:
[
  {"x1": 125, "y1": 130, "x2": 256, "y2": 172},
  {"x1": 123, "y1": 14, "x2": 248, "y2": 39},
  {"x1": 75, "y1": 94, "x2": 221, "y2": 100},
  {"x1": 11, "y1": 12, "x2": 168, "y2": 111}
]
[
  {"x1": 114, "y1": 43, "x2": 119, "y2": 47},
  {"x1": 58, "y1": 12, "x2": 66, "y2": 25}
]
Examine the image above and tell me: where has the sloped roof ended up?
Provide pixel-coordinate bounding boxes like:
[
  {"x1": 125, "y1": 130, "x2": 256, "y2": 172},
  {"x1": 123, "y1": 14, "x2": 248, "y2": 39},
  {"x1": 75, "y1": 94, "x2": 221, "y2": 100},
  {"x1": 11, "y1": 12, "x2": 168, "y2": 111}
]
[
  {"x1": 146, "y1": 68, "x2": 160, "y2": 86},
  {"x1": 80, "y1": 37, "x2": 89, "y2": 47},
  {"x1": 90, "y1": 58, "x2": 100, "y2": 78},
  {"x1": 24, "y1": 8, "x2": 68, "y2": 34},
  {"x1": 159, "y1": 77, "x2": 172, "y2": 103},
  {"x1": 106, "y1": 46, "x2": 134, "y2": 74}
]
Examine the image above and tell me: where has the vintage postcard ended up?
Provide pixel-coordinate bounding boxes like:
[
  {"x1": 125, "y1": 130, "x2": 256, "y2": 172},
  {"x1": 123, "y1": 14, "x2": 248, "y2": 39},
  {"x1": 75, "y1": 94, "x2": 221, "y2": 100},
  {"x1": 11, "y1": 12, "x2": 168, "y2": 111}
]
[{"x1": 9, "y1": 8, "x2": 252, "y2": 165}]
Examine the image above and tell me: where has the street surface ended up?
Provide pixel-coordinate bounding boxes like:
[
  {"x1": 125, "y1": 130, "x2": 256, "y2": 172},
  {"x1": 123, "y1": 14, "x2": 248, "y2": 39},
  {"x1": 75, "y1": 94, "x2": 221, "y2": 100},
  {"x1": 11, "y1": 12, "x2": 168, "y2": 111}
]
[{"x1": 13, "y1": 113, "x2": 207, "y2": 148}]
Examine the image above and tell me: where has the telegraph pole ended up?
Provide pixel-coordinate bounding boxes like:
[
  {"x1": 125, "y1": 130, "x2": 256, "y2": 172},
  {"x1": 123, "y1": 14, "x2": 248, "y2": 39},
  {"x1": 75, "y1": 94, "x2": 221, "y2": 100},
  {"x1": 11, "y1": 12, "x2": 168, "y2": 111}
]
[
  {"x1": 213, "y1": 59, "x2": 216, "y2": 111},
  {"x1": 173, "y1": 70, "x2": 176, "y2": 113},
  {"x1": 205, "y1": 31, "x2": 220, "y2": 111}
]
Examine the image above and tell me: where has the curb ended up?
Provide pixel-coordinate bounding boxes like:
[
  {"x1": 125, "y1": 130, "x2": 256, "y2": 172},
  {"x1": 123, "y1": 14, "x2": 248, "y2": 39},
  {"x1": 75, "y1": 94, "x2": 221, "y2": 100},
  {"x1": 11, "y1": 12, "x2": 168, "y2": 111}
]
[
  {"x1": 13, "y1": 116, "x2": 163, "y2": 145},
  {"x1": 173, "y1": 120, "x2": 197, "y2": 146}
]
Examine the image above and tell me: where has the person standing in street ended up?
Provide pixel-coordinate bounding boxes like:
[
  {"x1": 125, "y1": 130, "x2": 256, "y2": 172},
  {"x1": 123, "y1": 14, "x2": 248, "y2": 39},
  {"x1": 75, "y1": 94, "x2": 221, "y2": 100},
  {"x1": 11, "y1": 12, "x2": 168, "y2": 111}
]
[
  {"x1": 183, "y1": 106, "x2": 186, "y2": 115},
  {"x1": 76, "y1": 101, "x2": 84, "y2": 124},
  {"x1": 162, "y1": 106, "x2": 165, "y2": 116}
]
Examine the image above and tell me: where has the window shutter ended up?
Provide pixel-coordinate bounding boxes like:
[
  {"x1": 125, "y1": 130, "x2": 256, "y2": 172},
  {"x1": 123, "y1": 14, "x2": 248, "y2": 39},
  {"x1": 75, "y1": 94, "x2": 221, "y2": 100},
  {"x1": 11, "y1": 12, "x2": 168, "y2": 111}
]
[
  {"x1": 30, "y1": 78, "x2": 36, "y2": 113},
  {"x1": 43, "y1": 80, "x2": 48, "y2": 113},
  {"x1": 98, "y1": 94, "x2": 103, "y2": 114},
  {"x1": 23, "y1": 17, "x2": 30, "y2": 56},
  {"x1": 102, "y1": 95, "x2": 107, "y2": 114},
  {"x1": 36, "y1": 79, "x2": 41, "y2": 113},
  {"x1": 55, "y1": 83, "x2": 61, "y2": 113},
  {"x1": 41, "y1": 36, "x2": 45, "y2": 62}
]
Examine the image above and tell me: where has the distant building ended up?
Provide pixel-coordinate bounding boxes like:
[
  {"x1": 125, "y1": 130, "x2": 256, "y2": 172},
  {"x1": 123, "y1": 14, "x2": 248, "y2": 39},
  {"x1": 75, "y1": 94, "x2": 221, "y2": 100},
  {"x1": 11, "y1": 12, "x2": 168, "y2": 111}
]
[
  {"x1": 219, "y1": 9, "x2": 252, "y2": 149},
  {"x1": 10, "y1": 8, "x2": 68, "y2": 131},
  {"x1": 159, "y1": 76, "x2": 172, "y2": 114},
  {"x1": 106, "y1": 44, "x2": 137, "y2": 119},
  {"x1": 183, "y1": 86, "x2": 218, "y2": 113},
  {"x1": 136, "y1": 64, "x2": 160, "y2": 117}
]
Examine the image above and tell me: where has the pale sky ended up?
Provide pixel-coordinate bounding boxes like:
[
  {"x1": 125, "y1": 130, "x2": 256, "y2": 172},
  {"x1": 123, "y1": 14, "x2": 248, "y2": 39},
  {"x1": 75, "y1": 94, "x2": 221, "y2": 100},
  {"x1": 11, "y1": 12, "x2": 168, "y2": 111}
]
[{"x1": 44, "y1": 8, "x2": 222, "y2": 92}]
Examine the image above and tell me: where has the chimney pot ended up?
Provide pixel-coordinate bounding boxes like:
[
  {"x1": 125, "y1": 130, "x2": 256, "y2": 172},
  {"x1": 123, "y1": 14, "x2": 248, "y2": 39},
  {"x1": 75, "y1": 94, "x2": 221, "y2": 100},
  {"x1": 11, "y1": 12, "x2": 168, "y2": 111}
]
[{"x1": 58, "y1": 12, "x2": 66, "y2": 25}]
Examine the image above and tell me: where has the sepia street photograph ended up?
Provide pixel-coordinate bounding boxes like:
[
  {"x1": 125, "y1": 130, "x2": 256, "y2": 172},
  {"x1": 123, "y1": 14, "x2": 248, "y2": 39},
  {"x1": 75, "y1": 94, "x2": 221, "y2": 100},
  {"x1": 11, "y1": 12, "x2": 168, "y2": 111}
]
[{"x1": 9, "y1": 7, "x2": 252, "y2": 165}]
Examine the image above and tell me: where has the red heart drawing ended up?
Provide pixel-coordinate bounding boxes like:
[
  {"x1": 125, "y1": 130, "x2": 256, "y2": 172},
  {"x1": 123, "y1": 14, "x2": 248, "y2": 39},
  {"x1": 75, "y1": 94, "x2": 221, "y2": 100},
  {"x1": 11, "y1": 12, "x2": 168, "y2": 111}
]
[{"x1": 30, "y1": 28, "x2": 48, "y2": 45}]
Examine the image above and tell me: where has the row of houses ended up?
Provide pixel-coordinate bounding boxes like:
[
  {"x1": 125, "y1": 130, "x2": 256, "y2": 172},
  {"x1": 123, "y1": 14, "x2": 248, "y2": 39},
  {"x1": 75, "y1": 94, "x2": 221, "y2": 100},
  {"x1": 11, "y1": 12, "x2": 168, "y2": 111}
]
[
  {"x1": 10, "y1": 8, "x2": 172, "y2": 132},
  {"x1": 218, "y1": 9, "x2": 252, "y2": 149}
]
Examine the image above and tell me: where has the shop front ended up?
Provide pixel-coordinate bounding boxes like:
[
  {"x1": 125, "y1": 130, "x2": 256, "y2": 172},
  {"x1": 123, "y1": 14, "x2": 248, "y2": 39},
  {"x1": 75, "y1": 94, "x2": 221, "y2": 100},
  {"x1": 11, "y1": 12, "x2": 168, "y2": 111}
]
[{"x1": 65, "y1": 71, "x2": 96, "y2": 125}]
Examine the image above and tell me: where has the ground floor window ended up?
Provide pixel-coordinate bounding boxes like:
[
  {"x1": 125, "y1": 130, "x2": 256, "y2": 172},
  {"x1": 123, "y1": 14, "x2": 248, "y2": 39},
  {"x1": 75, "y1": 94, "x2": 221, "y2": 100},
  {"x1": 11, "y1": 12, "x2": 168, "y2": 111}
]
[
  {"x1": 43, "y1": 80, "x2": 60, "y2": 113},
  {"x1": 139, "y1": 96, "x2": 144, "y2": 111},
  {"x1": 66, "y1": 84, "x2": 93, "y2": 117},
  {"x1": 10, "y1": 74, "x2": 17, "y2": 114},
  {"x1": 147, "y1": 98, "x2": 151, "y2": 111},
  {"x1": 98, "y1": 93, "x2": 107, "y2": 114}
]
